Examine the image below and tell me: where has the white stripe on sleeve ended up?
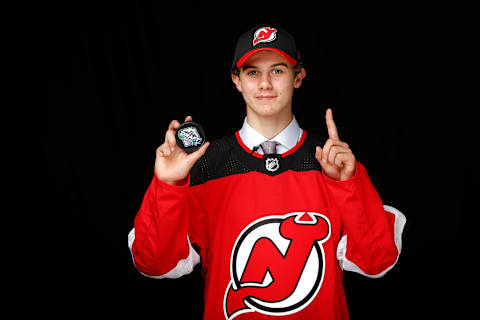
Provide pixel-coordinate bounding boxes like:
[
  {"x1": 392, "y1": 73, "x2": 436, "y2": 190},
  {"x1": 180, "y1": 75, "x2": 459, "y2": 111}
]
[
  {"x1": 128, "y1": 228, "x2": 201, "y2": 279},
  {"x1": 336, "y1": 205, "x2": 406, "y2": 278}
]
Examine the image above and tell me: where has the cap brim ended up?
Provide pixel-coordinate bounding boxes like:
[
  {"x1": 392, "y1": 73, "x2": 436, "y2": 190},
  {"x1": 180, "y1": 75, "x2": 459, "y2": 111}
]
[{"x1": 235, "y1": 48, "x2": 298, "y2": 69}]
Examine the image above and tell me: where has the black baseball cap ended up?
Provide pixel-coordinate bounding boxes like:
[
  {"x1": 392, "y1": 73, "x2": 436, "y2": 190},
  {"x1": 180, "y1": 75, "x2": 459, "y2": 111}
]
[{"x1": 231, "y1": 25, "x2": 301, "y2": 71}]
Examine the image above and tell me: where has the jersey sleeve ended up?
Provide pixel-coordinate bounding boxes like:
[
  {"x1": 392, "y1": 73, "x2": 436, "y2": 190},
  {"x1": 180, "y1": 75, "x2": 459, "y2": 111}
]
[
  {"x1": 128, "y1": 173, "x2": 201, "y2": 278},
  {"x1": 324, "y1": 162, "x2": 406, "y2": 277}
]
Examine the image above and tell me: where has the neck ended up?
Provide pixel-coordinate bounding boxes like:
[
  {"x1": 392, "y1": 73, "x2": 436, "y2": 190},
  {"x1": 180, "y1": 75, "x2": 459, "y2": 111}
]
[{"x1": 246, "y1": 109, "x2": 293, "y2": 140}]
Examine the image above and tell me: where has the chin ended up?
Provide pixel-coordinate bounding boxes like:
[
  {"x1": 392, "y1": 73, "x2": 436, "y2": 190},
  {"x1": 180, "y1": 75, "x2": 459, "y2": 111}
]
[
  {"x1": 255, "y1": 106, "x2": 280, "y2": 117},
  {"x1": 247, "y1": 100, "x2": 288, "y2": 118}
]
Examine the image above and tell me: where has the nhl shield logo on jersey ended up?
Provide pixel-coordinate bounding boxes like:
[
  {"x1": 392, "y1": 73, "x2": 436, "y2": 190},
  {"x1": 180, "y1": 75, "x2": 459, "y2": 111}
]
[
  {"x1": 223, "y1": 212, "x2": 331, "y2": 320},
  {"x1": 265, "y1": 157, "x2": 280, "y2": 172},
  {"x1": 253, "y1": 27, "x2": 277, "y2": 46}
]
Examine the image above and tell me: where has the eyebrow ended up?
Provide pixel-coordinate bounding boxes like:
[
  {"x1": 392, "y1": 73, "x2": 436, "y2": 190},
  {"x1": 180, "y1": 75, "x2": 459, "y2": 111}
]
[
  {"x1": 270, "y1": 63, "x2": 288, "y2": 68},
  {"x1": 242, "y1": 63, "x2": 289, "y2": 70}
]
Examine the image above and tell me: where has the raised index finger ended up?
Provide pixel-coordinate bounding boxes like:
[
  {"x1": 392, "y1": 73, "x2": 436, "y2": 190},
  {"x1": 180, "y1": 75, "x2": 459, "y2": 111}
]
[{"x1": 326, "y1": 108, "x2": 339, "y2": 140}]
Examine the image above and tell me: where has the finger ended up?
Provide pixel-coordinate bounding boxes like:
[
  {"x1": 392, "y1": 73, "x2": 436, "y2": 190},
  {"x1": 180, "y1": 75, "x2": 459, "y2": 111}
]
[
  {"x1": 168, "y1": 119, "x2": 180, "y2": 131},
  {"x1": 322, "y1": 139, "x2": 334, "y2": 163},
  {"x1": 315, "y1": 145, "x2": 323, "y2": 162},
  {"x1": 315, "y1": 146, "x2": 328, "y2": 167},
  {"x1": 327, "y1": 145, "x2": 339, "y2": 165},
  {"x1": 316, "y1": 145, "x2": 337, "y2": 174},
  {"x1": 315, "y1": 145, "x2": 327, "y2": 169},
  {"x1": 186, "y1": 141, "x2": 210, "y2": 165},
  {"x1": 165, "y1": 120, "x2": 180, "y2": 151},
  {"x1": 184, "y1": 115, "x2": 193, "y2": 122},
  {"x1": 156, "y1": 146, "x2": 164, "y2": 157},
  {"x1": 323, "y1": 139, "x2": 350, "y2": 163},
  {"x1": 165, "y1": 119, "x2": 181, "y2": 151},
  {"x1": 328, "y1": 145, "x2": 351, "y2": 165},
  {"x1": 326, "y1": 108, "x2": 339, "y2": 140},
  {"x1": 165, "y1": 129, "x2": 178, "y2": 152},
  {"x1": 334, "y1": 152, "x2": 350, "y2": 168},
  {"x1": 156, "y1": 143, "x2": 171, "y2": 157}
]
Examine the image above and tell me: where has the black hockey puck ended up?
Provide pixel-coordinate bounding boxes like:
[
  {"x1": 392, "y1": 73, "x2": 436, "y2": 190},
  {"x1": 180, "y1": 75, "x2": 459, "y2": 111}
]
[{"x1": 175, "y1": 121, "x2": 206, "y2": 153}]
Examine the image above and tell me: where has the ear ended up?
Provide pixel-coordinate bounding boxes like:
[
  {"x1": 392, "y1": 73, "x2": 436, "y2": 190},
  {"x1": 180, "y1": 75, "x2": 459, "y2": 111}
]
[
  {"x1": 231, "y1": 72, "x2": 243, "y2": 92},
  {"x1": 293, "y1": 68, "x2": 306, "y2": 89}
]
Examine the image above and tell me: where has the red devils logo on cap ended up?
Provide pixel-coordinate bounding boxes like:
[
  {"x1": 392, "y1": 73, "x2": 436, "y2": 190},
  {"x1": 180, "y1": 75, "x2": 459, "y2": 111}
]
[
  {"x1": 223, "y1": 212, "x2": 331, "y2": 319},
  {"x1": 252, "y1": 27, "x2": 277, "y2": 46}
]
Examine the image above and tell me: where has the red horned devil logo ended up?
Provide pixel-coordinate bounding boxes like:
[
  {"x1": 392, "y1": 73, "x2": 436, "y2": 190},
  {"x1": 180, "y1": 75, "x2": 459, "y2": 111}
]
[
  {"x1": 224, "y1": 212, "x2": 331, "y2": 319},
  {"x1": 253, "y1": 27, "x2": 277, "y2": 46}
]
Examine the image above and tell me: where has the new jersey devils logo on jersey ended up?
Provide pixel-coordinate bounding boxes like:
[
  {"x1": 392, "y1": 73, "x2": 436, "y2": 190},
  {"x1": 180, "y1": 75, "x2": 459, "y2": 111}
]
[{"x1": 224, "y1": 212, "x2": 331, "y2": 319}]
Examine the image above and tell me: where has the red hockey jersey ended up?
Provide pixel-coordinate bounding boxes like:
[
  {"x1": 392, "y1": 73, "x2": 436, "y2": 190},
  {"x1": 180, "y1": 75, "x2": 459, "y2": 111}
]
[{"x1": 129, "y1": 131, "x2": 406, "y2": 320}]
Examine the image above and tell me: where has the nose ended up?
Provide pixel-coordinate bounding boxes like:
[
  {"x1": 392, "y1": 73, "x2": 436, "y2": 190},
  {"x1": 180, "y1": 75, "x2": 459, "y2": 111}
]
[{"x1": 259, "y1": 73, "x2": 273, "y2": 90}]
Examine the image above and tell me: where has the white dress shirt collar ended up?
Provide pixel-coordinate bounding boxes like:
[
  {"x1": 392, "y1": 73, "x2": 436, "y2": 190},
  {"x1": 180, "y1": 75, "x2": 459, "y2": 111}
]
[{"x1": 238, "y1": 116, "x2": 303, "y2": 154}]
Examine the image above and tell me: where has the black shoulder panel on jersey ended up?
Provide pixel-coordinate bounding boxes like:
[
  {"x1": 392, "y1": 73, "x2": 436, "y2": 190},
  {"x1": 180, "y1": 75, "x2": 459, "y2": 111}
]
[
  {"x1": 293, "y1": 132, "x2": 326, "y2": 172},
  {"x1": 190, "y1": 132, "x2": 326, "y2": 186},
  {"x1": 190, "y1": 136, "x2": 250, "y2": 186}
]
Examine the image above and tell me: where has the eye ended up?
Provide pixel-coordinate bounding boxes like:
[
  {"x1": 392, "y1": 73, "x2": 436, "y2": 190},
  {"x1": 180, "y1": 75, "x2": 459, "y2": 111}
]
[
  {"x1": 247, "y1": 70, "x2": 258, "y2": 76},
  {"x1": 272, "y1": 68, "x2": 283, "y2": 75}
]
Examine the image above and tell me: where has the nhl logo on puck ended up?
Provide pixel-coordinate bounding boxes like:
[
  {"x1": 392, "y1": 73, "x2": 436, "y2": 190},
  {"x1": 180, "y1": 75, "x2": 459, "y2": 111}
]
[
  {"x1": 265, "y1": 157, "x2": 280, "y2": 172},
  {"x1": 176, "y1": 121, "x2": 206, "y2": 153}
]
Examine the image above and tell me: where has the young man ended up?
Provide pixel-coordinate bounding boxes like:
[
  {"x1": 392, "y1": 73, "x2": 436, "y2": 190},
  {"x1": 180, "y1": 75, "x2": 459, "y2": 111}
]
[{"x1": 128, "y1": 25, "x2": 406, "y2": 320}]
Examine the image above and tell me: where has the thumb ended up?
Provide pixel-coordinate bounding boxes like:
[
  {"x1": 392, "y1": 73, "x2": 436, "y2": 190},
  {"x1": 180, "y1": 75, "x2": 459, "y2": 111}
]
[
  {"x1": 315, "y1": 145, "x2": 331, "y2": 172},
  {"x1": 186, "y1": 141, "x2": 210, "y2": 166},
  {"x1": 315, "y1": 146, "x2": 325, "y2": 165}
]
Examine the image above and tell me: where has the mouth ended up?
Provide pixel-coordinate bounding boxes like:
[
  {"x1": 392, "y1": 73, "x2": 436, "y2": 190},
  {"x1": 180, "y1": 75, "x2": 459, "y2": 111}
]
[{"x1": 256, "y1": 95, "x2": 277, "y2": 100}]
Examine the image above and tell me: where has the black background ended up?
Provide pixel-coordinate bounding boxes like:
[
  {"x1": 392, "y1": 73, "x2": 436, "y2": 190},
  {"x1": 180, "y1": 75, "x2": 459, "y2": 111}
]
[{"x1": 20, "y1": 1, "x2": 474, "y2": 318}]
